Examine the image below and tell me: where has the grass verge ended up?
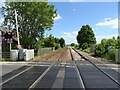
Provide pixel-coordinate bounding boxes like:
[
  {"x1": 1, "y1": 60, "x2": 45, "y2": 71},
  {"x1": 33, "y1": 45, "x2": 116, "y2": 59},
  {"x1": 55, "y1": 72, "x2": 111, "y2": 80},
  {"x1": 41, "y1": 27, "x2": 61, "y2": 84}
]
[
  {"x1": 34, "y1": 49, "x2": 58, "y2": 60},
  {"x1": 0, "y1": 58, "x2": 11, "y2": 61}
]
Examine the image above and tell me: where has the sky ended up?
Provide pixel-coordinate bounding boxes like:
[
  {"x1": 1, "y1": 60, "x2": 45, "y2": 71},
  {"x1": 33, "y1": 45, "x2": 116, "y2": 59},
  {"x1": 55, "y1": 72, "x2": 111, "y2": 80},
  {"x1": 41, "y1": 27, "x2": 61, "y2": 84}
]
[
  {"x1": 47, "y1": 2, "x2": 118, "y2": 44},
  {"x1": 0, "y1": 1, "x2": 119, "y2": 44}
]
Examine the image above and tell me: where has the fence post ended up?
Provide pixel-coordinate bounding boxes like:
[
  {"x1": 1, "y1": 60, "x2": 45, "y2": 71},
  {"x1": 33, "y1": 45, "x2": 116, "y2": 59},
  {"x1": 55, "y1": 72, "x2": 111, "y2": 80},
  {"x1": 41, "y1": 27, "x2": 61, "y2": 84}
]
[
  {"x1": 116, "y1": 49, "x2": 120, "y2": 63},
  {"x1": 0, "y1": 31, "x2": 2, "y2": 58}
]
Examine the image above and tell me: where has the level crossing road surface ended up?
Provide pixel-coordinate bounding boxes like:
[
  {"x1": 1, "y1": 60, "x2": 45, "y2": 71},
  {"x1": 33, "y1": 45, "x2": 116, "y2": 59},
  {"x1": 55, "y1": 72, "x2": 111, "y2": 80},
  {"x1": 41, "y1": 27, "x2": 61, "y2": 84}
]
[{"x1": 0, "y1": 47, "x2": 119, "y2": 90}]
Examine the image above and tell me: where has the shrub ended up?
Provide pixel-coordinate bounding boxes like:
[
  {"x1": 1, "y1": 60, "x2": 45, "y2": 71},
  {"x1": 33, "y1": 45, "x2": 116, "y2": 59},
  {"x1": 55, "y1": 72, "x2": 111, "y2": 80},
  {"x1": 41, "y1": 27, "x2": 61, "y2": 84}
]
[
  {"x1": 94, "y1": 44, "x2": 106, "y2": 57},
  {"x1": 54, "y1": 43, "x2": 61, "y2": 50},
  {"x1": 102, "y1": 49, "x2": 116, "y2": 61}
]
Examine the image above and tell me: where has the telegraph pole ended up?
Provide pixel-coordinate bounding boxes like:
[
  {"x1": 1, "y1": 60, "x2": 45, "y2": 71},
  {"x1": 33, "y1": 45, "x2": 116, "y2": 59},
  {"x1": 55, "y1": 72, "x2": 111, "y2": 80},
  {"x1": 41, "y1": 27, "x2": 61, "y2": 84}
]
[{"x1": 15, "y1": 9, "x2": 20, "y2": 47}]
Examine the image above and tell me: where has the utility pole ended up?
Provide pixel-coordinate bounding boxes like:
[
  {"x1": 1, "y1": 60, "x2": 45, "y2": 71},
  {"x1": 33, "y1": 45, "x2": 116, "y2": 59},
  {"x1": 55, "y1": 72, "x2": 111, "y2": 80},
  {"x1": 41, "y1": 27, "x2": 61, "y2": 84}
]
[{"x1": 15, "y1": 9, "x2": 20, "y2": 47}]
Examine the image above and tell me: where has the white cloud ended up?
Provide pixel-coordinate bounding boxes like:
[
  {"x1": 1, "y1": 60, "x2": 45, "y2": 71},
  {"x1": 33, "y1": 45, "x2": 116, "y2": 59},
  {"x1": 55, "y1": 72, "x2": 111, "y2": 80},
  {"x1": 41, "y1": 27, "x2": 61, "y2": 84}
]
[
  {"x1": 96, "y1": 18, "x2": 118, "y2": 29},
  {"x1": 0, "y1": 18, "x2": 4, "y2": 26},
  {"x1": 96, "y1": 34, "x2": 118, "y2": 39},
  {"x1": 62, "y1": 31, "x2": 78, "y2": 44},
  {"x1": 54, "y1": 14, "x2": 62, "y2": 21},
  {"x1": 72, "y1": 31, "x2": 78, "y2": 35},
  {"x1": 104, "y1": 17, "x2": 111, "y2": 21},
  {"x1": 96, "y1": 34, "x2": 118, "y2": 44}
]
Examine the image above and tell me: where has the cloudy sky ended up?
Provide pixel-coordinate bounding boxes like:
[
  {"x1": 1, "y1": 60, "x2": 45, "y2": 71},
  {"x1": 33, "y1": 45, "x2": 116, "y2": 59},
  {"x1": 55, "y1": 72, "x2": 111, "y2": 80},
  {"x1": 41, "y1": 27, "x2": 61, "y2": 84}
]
[{"x1": 0, "y1": 1, "x2": 119, "y2": 44}]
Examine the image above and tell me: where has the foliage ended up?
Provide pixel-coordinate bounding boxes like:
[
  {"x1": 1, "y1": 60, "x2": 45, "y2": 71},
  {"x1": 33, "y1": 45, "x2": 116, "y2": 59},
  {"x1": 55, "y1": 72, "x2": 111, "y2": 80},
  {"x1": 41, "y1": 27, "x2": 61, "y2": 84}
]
[
  {"x1": 54, "y1": 43, "x2": 61, "y2": 50},
  {"x1": 0, "y1": 58, "x2": 11, "y2": 61},
  {"x1": 77, "y1": 25, "x2": 96, "y2": 49},
  {"x1": 44, "y1": 35, "x2": 55, "y2": 47},
  {"x1": 102, "y1": 48, "x2": 116, "y2": 61},
  {"x1": 34, "y1": 35, "x2": 65, "y2": 51},
  {"x1": 94, "y1": 37, "x2": 120, "y2": 61},
  {"x1": 1, "y1": 2, "x2": 57, "y2": 49},
  {"x1": 70, "y1": 43, "x2": 76, "y2": 46},
  {"x1": 94, "y1": 44, "x2": 106, "y2": 57},
  {"x1": 34, "y1": 39, "x2": 45, "y2": 51},
  {"x1": 59, "y1": 38, "x2": 65, "y2": 48},
  {"x1": 82, "y1": 48, "x2": 91, "y2": 54}
]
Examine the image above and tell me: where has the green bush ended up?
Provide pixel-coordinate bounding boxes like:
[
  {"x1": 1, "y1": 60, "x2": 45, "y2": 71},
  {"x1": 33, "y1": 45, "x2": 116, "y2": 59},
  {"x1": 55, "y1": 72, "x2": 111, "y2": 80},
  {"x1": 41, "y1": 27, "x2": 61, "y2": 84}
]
[
  {"x1": 94, "y1": 44, "x2": 106, "y2": 57},
  {"x1": 102, "y1": 49, "x2": 116, "y2": 61},
  {"x1": 83, "y1": 48, "x2": 91, "y2": 53},
  {"x1": 54, "y1": 43, "x2": 61, "y2": 50}
]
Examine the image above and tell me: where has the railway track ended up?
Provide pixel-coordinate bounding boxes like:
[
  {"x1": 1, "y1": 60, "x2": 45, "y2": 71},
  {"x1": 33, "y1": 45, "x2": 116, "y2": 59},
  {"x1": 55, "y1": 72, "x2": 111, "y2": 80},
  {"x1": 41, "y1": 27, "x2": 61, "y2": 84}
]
[
  {"x1": 70, "y1": 47, "x2": 120, "y2": 89},
  {"x1": 1, "y1": 46, "x2": 120, "y2": 89},
  {"x1": 1, "y1": 47, "x2": 67, "y2": 89}
]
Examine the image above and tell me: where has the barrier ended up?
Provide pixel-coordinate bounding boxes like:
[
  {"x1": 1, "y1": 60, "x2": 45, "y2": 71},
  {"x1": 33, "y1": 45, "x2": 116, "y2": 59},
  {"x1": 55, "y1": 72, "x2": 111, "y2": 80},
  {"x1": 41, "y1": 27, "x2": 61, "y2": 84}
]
[
  {"x1": 24, "y1": 49, "x2": 34, "y2": 61},
  {"x1": 10, "y1": 50, "x2": 18, "y2": 61},
  {"x1": 18, "y1": 49, "x2": 27, "y2": 60},
  {"x1": 10, "y1": 49, "x2": 34, "y2": 61}
]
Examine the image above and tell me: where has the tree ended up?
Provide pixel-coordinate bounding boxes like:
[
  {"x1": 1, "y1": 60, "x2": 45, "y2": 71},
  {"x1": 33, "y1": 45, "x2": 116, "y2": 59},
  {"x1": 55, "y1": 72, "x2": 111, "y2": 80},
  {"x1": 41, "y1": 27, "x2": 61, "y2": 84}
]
[
  {"x1": 1, "y1": 2, "x2": 57, "y2": 49},
  {"x1": 70, "y1": 43, "x2": 76, "y2": 47},
  {"x1": 117, "y1": 36, "x2": 120, "y2": 39},
  {"x1": 77, "y1": 25, "x2": 96, "y2": 49},
  {"x1": 59, "y1": 38, "x2": 65, "y2": 48},
  {"x1": 44, "y1": 34, "x2": 55, "y2": 47}
]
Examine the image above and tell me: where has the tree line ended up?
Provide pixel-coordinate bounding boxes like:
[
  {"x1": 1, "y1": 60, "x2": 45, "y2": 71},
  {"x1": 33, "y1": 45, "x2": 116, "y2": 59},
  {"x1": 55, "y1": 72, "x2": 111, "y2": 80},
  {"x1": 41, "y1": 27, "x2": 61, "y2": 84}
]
[{"x1": 34, "y1": 35, "x2": 65, "y2": 51}]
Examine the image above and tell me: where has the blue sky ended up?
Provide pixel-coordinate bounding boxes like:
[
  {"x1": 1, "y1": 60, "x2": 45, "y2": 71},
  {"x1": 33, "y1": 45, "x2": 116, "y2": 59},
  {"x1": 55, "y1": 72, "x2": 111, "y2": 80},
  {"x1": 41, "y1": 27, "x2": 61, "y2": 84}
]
[
  {"x1": 47, "y1": 2, "x2": 118, "y2": 44},
  {"x1": 0, "y1": 2, "x2": 118, "y2": 44}
]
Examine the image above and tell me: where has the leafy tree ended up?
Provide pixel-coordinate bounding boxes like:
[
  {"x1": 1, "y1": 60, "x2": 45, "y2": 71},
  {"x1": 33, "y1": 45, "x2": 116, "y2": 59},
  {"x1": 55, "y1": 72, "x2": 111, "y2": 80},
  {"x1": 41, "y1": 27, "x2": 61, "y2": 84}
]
[
  {"x1": 1, "y1": 2, "x2": 57, "y2": 49},
  {"x1": 54, "y1": 43, "x2": 61, "y2": 50},
  {"x1": 117, "y1": 36, "x2": 120, "y2": 39},
  {"x1": 77, "y1": 25, "x2": 96, "y2": 49},
  {"x1": 34, "y1": 38, "x2": 45, "y2": 51},
  {"x1": 59, "y1": 38, "x2": 65, "y2": 48},
  {"x1": 70, "y1": 43, "x2": 76, "y2": 47},
  {"x1": 44, "y1": 34, "x2": 55, "y2": 47},
  {"x1": 55, "y1": 38, "x2": 60, "y2": 43}
]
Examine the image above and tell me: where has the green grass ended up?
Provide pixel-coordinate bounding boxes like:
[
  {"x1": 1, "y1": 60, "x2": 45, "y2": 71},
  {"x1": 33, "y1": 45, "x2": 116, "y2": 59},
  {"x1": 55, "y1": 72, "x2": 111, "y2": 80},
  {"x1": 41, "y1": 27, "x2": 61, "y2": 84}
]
[
  {"x1": 0, "y1": 58, "x2": 11, "y2": 61},
  {"x1": 34, "y1": 49, "x2": 58, "y2": 60}
]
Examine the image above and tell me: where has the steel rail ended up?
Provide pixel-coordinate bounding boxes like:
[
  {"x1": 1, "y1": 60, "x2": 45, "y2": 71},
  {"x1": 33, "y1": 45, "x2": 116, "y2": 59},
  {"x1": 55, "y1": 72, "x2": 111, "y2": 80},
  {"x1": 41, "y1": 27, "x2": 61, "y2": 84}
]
[
  {"x1": 28, "y1": 47, "x2": 67, "y2": 89},
  {"x1": 69, "y1": 47, "x2": 86, "y2": 89},
  {"x1": 28, "y1": 61, "x2": 56, "y2": 90},
  {"x1": 0, "y1": 65, "x2": 35, "y2": 86},
  {"x1": 72, "y1": 47, "x2": 120, "y2": 86}
]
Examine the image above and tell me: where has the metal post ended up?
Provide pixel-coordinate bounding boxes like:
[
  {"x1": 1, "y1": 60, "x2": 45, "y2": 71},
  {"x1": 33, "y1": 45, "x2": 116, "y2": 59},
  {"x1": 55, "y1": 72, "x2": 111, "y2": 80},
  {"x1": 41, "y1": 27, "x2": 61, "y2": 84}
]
[{"x1": 15, "y1": 9, "x2": 20, "y2": 46}]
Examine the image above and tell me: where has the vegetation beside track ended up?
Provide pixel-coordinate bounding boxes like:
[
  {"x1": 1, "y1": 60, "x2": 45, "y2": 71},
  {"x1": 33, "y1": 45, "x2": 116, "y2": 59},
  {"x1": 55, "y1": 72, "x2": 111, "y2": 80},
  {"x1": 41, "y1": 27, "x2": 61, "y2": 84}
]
[
  {"x1": 34, "y1": 49, "x2": 60, "y2": 60},
  {"x1": 0, "y1": 58, "x2": 11, "y2": 61},
  {"x1": 70, "y1": 24, "x2": 120, "y2": 62}
]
